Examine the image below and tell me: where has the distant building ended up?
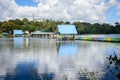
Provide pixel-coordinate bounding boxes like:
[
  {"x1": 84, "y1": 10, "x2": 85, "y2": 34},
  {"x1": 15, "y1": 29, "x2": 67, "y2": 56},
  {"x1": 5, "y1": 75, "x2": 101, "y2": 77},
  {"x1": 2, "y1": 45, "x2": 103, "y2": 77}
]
[
  {"x1": 24, "y1": 30, "x2": 29, "y2": 34},
  {"x1": 31, "y1": 31, "x2": 54, "y2": 38},
  {"x1": 57, "y1": 25, "x2": 78, "y2": 40},
  {"x1": 13, "y1": 30, "x2": 23, "y2": 37}
]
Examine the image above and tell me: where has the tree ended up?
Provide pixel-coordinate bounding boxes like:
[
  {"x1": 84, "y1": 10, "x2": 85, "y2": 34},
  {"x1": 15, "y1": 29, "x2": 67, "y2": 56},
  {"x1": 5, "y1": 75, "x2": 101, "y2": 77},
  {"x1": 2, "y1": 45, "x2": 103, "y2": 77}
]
[
  {"x1": 1, "y1": 21, "x2": 18, "y2": 34},
  {"x1": 0, "y1": 18, "x2": 119, "y2": 34},
  {"x1": 29, "y1": 25, "x2": 38, "y2": 32},
  {"x1": 115, "y1": 22, "x2": 120, "y2": 26},
  {"x1": 0, "y1": 22, "x2": 2, "y2": 33},
  {"x1": 115, "y1": 22, "x2": 120, "y2": 33},
  {"x1": 65, "y1": 22, "x2": 70, "y2": 24},
  {"x1": 22, "y1": 18, "x2": 29, "y2": 22}
]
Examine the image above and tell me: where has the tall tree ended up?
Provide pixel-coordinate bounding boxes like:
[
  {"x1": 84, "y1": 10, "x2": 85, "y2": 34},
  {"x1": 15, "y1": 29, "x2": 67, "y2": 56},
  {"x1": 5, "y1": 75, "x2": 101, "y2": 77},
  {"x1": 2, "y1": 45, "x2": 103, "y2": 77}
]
[
  {"x1": 1, "y1": 21, "x2": 18, "y2": 33},
  {"x1": 115, "y1": 22, "x2": 120, "y2": 33}
]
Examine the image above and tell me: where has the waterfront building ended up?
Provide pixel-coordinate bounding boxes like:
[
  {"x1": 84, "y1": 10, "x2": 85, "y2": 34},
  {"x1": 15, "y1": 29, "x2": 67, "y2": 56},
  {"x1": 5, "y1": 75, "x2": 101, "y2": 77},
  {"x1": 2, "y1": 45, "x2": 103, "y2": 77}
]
[
  {"x1": 13, "y1": 30, "x2": 23, "y2": 37},
  {"x1": 57, "y1": 25, "x2": 78, "y2": 40},
  {"x1": 31, "y1": 31, "x2": 54, "y2": 38}
]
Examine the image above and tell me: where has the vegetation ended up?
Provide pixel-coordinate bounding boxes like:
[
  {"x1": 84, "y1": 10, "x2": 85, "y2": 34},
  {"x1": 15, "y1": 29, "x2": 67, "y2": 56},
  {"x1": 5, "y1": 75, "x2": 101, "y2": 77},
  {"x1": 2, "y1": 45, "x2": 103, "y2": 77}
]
[
  {"x1": 0, "y1": 18, "x2": 120, "y2": 35},
  {"x1": 106, "y1": 52, "x2": 120, "y2": 79}
]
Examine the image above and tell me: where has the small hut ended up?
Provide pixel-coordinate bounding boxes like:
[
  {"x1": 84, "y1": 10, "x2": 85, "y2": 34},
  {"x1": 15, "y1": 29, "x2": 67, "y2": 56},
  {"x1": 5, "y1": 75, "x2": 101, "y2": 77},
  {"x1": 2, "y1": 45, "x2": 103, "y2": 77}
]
[
  {"x1": 13, "y1": 30, "x2": 23, "y2": 37},
  {"x1": 57, "y1": 25, "x2": 78, "y2": 40}
]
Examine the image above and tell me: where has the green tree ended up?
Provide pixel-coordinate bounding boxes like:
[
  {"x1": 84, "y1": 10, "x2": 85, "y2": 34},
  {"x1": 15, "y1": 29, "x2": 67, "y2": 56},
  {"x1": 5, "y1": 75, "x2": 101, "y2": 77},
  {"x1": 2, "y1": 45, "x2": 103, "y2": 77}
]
[
  {"x1": 115, "y1": 22, "x2": 120, "y2": 26},
  {"x1": 0, "y1": 18, "x2": 119, "y2": 34},
  {"x1": 29, "y1": 25, "x2": 38, "y2": 32},
  {"x1": 1, "y1": 21, "x2": 18, "y2": 34},
  {"x1": 0, "y1": 22, "x2": 2, "y2": 33},
  {"x1": 115, "y1": 22, "x2": 120, "y2": 33}
]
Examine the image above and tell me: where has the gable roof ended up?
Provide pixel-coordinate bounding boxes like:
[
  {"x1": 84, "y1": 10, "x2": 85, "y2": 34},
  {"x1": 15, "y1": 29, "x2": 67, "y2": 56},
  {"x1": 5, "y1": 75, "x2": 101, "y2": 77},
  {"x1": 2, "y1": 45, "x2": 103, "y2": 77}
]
[
  {"x1": 13, "y1": 30, "x2": 23, "y2": 35},
  {"x1": 57, "y1": 25, "x2": 78, "y2": 34}
]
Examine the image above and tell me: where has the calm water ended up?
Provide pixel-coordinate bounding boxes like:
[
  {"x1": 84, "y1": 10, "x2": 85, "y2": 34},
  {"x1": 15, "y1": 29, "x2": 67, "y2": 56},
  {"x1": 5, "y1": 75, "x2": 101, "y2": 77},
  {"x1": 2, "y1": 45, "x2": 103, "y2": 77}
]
[{"x1": 0, "y1": 38, "x2": 120, "y2": 80}]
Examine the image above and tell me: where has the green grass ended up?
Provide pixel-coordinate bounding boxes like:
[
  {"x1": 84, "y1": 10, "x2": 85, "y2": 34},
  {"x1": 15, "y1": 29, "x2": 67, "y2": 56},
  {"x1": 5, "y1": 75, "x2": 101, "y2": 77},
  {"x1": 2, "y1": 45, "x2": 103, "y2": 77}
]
[{"x1": 0, "y1": 33, "x2": 3, "y2": 38}]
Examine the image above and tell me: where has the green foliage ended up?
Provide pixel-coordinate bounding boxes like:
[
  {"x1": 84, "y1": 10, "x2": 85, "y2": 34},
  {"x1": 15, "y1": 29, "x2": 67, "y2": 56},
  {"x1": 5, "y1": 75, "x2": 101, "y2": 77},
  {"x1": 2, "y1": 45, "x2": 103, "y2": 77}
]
[
  {"x1": 73, "y1": 22, "x2": 120, "y2": 34},
  {"x1": 1, "y1": 21, "x2": 18, "y2": 33},
  {"x1": 0, "y1": 18, "x2": 120, "y2": 34},
  {"x1": 106, "y1": 52, "x2": 120, "y2": 79}
]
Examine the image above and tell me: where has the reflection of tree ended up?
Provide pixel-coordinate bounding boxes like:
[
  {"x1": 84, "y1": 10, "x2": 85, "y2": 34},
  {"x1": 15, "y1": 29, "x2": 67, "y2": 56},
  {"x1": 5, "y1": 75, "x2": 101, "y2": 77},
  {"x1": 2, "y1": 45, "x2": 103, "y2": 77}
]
[
  {"x1": 106, "y1": 52, "x2": 120, "y2": 79},
  {"x1": 4, "y1": 62, "x2": 55, "y2": 80},
  {"x1": 38, "y1": 73, "x2": 55, "y2": 80},
  {"x1": 77, "y1": 66, "x2": 97, "y2": 80}
]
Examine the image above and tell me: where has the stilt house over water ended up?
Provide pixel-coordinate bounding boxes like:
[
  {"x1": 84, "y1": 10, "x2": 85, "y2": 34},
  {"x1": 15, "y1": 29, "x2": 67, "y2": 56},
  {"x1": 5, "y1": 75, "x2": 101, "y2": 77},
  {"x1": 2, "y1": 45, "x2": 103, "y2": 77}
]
[
  {"x1": 13, "y1": 30, "x2": 23, "y2": 37},
  {"x1": 57, "y1": 25, "x2": 78, "y2": 40},
  {"x1": 31, "y1": 31, "x2": 54, "y2": 38}
]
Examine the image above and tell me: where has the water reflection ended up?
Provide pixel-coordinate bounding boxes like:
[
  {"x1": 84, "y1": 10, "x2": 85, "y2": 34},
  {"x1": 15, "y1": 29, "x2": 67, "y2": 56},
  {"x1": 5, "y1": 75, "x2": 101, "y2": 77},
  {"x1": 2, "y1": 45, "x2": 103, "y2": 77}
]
[
  {"x1": 0, "y1": 38, "x2": 120, "y2": 80},
  {"x1": 14, "y1": 37, "x2": 23, "y2": 48},
  {"x1": 58, "y1": 41, "x2": 78, "y2": 56},
  {"x1": 4, "y1": 61, "x2": 38, "y2": 80},
  {"x1": 4, "y1": 61, "x2": 55, "y2": 80},
  {"x1": 57, "y1": 41, "x2": 78, "y2": 80},
  {"x1": 106, "y1": 52, "x2": 120, "y2": 80}
]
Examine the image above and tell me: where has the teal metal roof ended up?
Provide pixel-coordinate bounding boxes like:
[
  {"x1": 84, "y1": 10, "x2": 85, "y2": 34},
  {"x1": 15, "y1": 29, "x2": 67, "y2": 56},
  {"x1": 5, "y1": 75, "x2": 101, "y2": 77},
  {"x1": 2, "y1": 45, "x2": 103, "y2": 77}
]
[
  {"x1": 57, "y1": 25, "x2": 77, "y2": 34},
  {"x1": 13, "y1": 30, "x2": 23, "y2": 35}
]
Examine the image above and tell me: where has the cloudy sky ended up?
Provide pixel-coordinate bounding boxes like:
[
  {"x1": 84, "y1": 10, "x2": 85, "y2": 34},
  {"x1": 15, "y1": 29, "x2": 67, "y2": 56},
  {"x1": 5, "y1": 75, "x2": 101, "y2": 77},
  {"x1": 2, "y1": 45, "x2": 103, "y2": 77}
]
[{"x1": 0, "y1": 0, "x2": 120, "y2": 24}]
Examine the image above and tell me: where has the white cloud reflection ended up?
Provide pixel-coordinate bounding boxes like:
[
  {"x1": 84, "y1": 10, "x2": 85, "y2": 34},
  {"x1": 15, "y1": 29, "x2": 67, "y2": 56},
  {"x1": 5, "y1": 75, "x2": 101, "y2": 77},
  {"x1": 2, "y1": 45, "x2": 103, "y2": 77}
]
[{"x1": 0, "y1": 39, "x2": 120, "y2": 79}]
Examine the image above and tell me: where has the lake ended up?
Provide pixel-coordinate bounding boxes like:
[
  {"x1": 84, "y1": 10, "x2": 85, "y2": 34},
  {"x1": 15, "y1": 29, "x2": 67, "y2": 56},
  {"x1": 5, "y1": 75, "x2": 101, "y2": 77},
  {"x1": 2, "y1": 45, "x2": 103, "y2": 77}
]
[{"x1": 0, "y1": 38, "x2": 120, "y2": 80}]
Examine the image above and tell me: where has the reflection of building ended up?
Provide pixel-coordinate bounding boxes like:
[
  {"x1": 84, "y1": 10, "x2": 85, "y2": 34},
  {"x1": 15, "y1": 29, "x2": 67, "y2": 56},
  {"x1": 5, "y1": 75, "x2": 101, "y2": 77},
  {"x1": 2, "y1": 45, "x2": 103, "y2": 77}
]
[
  {"x1": 31, "y1": 31, "x2": 54, "y2": 38},
  {"x1": 24, "y1": 38, "x2": 29, "y2": 47},
  {"x1": 14, "y1": 37, "x2": 23, "y2": 48},
  {"x1": 57, "y1": 41, "x2": 78, "y2": 79},
  {"x1": 13, "y1": 30, "x2": 23, "y2": 37},
  {"x1": 57, "y1": 25, "x2": 78, "y2": 40},
  {"x1": 58, "y1": 42, "x2": 78, "y2": 56}
]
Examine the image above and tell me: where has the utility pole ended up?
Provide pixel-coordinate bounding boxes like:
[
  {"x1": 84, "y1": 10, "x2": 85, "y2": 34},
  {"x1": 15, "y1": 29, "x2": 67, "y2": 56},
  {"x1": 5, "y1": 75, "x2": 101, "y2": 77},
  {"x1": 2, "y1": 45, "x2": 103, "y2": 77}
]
[{"x1": 33, "y1": 13, "x2": 34, "y2": 22}]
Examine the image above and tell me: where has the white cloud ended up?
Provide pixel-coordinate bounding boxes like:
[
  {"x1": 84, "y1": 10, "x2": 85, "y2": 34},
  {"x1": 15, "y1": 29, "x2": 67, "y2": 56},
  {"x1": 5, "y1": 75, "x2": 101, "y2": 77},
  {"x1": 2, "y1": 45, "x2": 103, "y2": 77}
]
[
  {"x1": 116, "y1": 2, "x2": 120, "y2": 16},
  {"x1": 0, "y1": 0, "x2": 36, "y2": 21},
  {"x1": 0, "y1": 0, "x2": 119, "y2": 23},
  {"x1": 0, "y1": 0, "x2": 17, "y2": 20}
]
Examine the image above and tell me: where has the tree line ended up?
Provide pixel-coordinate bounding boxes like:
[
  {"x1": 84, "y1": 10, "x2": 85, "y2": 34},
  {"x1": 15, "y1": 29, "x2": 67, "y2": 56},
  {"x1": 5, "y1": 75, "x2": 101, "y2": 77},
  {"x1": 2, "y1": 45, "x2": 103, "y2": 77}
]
[{"x1": 0, "y1": 18, "x2": 120, "y2": 34}]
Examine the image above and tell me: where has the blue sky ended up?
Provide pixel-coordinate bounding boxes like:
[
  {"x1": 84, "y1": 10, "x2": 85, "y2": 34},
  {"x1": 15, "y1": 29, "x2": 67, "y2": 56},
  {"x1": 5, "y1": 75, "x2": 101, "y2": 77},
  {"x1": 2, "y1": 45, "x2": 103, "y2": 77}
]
[
  {"x1": 105, "y1": 5, "x2": 120, "y2": 24},
  {"x1": 15, "y1": 0, "x2": 38, "y2": 7},
  {"x1": 0, "y1": 0, "x2": 120, "y2": 24}
]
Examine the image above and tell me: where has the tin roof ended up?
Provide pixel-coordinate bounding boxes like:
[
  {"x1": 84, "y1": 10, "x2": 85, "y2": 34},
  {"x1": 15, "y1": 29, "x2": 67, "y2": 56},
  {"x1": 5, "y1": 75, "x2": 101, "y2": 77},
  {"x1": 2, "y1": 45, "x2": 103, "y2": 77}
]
[
  {"x1": 57, "y1": 25, "x2": 77, "y2": 34},
  {"x1": 31, "y1": 31, "x2": 52, "y2": 35},
  {"x1": 13, "y1": 30, "x2": 23, "y2": 35}
]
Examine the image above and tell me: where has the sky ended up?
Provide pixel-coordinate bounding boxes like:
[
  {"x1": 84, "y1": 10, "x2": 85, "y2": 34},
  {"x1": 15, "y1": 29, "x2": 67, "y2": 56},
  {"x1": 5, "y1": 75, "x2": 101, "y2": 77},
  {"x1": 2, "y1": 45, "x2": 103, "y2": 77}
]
[{"x1": 0, "y1": 0, "x2": 120, "y2": 24}]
